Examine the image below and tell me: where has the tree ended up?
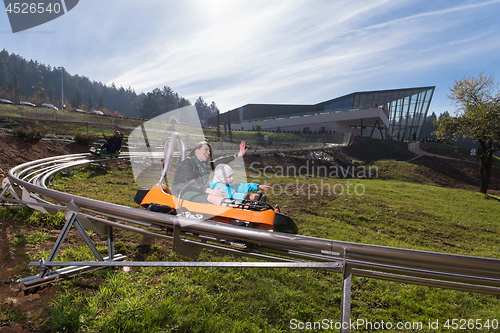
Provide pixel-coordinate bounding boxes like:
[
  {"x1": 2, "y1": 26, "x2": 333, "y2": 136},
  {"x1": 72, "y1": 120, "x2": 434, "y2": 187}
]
[
  {"x1": 139, "y1": 86, "x2": 188, "y2": 119},
  {"x1": 162, "y1": 86, "x2": 178, "y2": 111},
  {"x1": 227, "y1": 111, "x2": 232, "y2": 140},
  {"x1": 178, "y1": 97, "x2": 191, "y2": 108},
  {"x1": 195, "y1": 96, "x2": 209, "y2": 125},
  {"x1": 435, "y1": 74, "x2": 500, "y2": 194},
  {"x1": 139, "y1": 88, "x2": 162, "y2": 118},
  {"x1": 70, "y1": 89, "x2": 83, "y2": 109},
  {"x1": 98, "y1": 96, "x2": 106, "y2": 110},
  {"x1": 216, "y1": 112, "x2": 221, "y2": 137},
  {"x1": 87, "y1": 93, "x2": 94, "y2": 110},
  {"x1": 209, "y1": 101, "x2": 219, "y2": 119},
  {"x1": 194, "y1": 97, "x2": 218, "y2": 126},
  {"x1": 115, "y1": 101, "x2": 122, "y2": 114},
  {"x1": 419, "y1": 112, "x2": 438, "y2": 140},
  {"x1": 7, "y1": 75, "x2": 21, "y2": 102},
  {"x1": 0, "y1": 49, "x2": 145, "y2": 117}
]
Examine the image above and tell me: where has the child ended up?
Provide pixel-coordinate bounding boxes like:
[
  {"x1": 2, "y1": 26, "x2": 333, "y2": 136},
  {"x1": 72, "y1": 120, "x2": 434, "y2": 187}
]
[{"x1": 209, "y1": 164, "x2": 271, "y2": 201}]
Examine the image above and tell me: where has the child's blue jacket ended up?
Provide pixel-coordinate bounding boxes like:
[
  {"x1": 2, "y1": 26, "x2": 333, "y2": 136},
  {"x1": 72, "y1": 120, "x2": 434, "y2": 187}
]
[{"x1": 209, "y1": 180, "x2": 259, "y2": 200}]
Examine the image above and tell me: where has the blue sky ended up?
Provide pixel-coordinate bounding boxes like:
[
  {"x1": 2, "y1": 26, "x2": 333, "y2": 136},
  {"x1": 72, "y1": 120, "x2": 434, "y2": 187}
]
[{"x1": 1, "y1": 0, "x2": 500, "y2": 115}]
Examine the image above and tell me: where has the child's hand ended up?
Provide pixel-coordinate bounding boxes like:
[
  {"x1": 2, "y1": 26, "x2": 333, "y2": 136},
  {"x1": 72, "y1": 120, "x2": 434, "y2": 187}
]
[
  {"x1": 258, "y1": 185, "x2": 271, "y2": 191},
  {"x1": 249, "y1": 193, "x2": 259, "y2": 200},
  {"x1": 206, "y1": 188, "x2": 226, "y2": 197}
]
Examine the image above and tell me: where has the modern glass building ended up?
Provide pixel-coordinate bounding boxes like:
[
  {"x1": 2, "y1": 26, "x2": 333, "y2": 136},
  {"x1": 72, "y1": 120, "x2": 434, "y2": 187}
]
[
  {"x1": 318, "y1": 86, "x2": 435, "y2": 140},
  {"x1": 209, "y1": 86, "x2": 435, "y2": 140}
]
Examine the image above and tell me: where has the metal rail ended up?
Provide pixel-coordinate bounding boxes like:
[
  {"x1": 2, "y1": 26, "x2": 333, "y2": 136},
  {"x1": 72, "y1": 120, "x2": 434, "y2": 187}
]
[{"x1": 3, "y1": 151, "x2": 500, "y2": 333}]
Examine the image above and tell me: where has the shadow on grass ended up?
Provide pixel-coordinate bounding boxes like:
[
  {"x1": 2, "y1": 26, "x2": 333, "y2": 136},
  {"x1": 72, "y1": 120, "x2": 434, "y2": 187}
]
[{"x1": 486, "y1": 194, "x2": 500, "y2": 202}]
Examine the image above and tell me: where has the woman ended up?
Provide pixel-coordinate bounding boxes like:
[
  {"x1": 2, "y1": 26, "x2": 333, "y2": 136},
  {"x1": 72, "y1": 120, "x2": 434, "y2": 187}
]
[{"x1": 172, "y1": 140, "x2": 247, "y2": 204}]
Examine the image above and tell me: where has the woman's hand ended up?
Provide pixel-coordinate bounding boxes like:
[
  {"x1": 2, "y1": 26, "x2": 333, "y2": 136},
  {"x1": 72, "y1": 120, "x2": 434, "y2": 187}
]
[
  {"x1": 258, "y1": 185, "x2": 272, "y2": 191},
  {"x1": 206, "y1": 188, "x2": 226, "y2": 197},
  {"x1": 237, "y1": 141, "x2": 248, "y2": 157}
]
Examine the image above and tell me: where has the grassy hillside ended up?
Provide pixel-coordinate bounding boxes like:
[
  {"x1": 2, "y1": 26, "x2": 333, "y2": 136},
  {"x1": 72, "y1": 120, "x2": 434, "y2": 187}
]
[
  {"x1": 1, "y1": 104, "x2": 347, "y2": 147},
  {"x1": 0, "y1": 103, "x2": 144, "y2": 139},
  {"x1": 345, "y1": 137, "x2": 500, "y2": 192},
  {"x1": 345, "y1": 136, "x2": 415, "y2": 163},
  {"x1": 421, "y1": 141, "x2": 500, "y2": 166},
  {"x1": 2, "y1": 133, "x2": 500, "y2": 332},
  {"x1": 2, "y1": 161, "x2": 496, "y2": 332}
]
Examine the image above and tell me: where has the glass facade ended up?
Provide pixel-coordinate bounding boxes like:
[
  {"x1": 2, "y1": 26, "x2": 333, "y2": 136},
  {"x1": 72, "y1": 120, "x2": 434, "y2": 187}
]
[
  {"x1": 382, "y1": 87, "x2": 435, "y2": 141},
  {"x1": 321, "y1": 87, "x2": 435, "y2": 140},
  {"x1": 211, "y1": 86, "x2": 435, "y2": 141}
]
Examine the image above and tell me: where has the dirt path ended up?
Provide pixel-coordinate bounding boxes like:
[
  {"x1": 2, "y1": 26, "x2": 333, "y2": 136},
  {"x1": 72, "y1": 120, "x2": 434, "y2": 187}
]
[{"x1": 408, "y1": 141, "x2": 466, "y2": 161}]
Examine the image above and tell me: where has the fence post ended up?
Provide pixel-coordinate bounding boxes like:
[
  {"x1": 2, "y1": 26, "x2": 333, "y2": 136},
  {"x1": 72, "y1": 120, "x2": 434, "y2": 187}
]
[
  {"x1": 20, "y1": 105, "x2": 24, "y2": 129},
  {"x1": 54, "y1": 110, "x2": 58, "y2": 137}
]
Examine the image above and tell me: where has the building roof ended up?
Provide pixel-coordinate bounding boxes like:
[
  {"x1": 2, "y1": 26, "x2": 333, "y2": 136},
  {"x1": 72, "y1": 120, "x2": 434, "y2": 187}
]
[{"x1": 208, "y1": 86, "x2": 435, "y2": 140}]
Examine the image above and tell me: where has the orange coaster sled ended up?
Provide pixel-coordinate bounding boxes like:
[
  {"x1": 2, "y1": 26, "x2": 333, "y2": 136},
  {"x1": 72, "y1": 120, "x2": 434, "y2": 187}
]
[{"x1": 134, "y1": 184, "x2": 298, "y2": 234}]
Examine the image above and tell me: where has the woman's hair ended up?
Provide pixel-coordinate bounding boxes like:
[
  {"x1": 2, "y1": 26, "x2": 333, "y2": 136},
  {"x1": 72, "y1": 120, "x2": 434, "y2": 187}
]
[{"x1": 188, "y1": 141, "x2": 213, "y2": 161}]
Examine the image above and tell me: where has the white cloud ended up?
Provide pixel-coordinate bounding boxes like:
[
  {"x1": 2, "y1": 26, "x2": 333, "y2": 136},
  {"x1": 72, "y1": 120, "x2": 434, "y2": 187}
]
[{"x1": 2, "y1": 0, "x2": 500, "y2": 115}]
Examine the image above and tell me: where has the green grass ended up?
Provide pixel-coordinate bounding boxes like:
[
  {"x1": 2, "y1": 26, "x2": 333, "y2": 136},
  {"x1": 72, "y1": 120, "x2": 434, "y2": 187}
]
[
  {"x1": 0, "y1": 104, "x2": 145, "y2": 138},
  {"x1": 421, "y1": 141, "x2": 500, "y2": 166},
  {"x1": 0, "y1": 104, "x2": 143, "y2": 126},
  {"x1": 345, "y1": 136, "x2": 416, "y2": 163},
  {"x1": 45, "y1": 258, "x2": 342, "y2": 333},
  {"x1": 366, "y1": 159, "x2": 477, "y2": 189},
  {"x1": 420, "y1": 142, "x2": 479, "y2": 161},
  {"x1": 31, "y1": 163, "x2": 500, "y2": 332},
  {"x1": 10, "y1": 231, "x2": 28, "y2": 246},
  {"x1": 203, "y1": 127, "x2": 307, "y2": 143},
  {"x1": 1, "y1": 307, "x2": 27, "y2": 325},
  {"x1": 0, "y1": 206, "x2": 66, "y2": 227},
  {"x1": 1, "y1": 106, "x2": 337, "y2": 146},
  {"x1": 265, "y1": 177, "x2": 500, "y2": 257},
  {"x1": 4, "y1": 113, "x2": 497, "y2": 331},
  {"x1": 27, "y1": 230, "x2": 51, "y2": 245},
  {"x1": 52, "y1": 165, "x2": 141, "y2": 206},
  {"x1": 1, "y1": 117, "x2": 128, "y2": 139}
]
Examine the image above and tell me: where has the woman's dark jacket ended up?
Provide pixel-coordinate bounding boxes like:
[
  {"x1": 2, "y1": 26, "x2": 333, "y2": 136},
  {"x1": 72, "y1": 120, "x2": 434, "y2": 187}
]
[{"x1": 171, "y1": 154, "x2": 236, "y2": 197}]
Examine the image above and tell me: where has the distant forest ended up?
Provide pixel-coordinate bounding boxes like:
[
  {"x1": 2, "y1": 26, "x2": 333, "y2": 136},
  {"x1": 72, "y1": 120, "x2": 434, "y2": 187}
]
[
  {"x1": 1, "y1": 49, "x2": 462, "y2": 139},
  {"x1": 420, "y1": 111, "x2": 476, "y2": 148},
  {"x1": 0, "y1": 49, "x2": 218, "y2": 122}
]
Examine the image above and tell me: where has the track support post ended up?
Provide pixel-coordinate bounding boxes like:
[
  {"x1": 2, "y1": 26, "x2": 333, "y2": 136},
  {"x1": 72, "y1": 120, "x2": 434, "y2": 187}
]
[
  {"x1": 107, "y1": 226, "x2": 115, "y2": 260},
  {"x1": 340, "y1": 248, "x2": 352, "y2": 333},
  {"x1": 172, "y1": 219, "x2": 203, "y2": 260},
  {"x1": 39, "y1": 210, "x2": 78, "y2": 278}
]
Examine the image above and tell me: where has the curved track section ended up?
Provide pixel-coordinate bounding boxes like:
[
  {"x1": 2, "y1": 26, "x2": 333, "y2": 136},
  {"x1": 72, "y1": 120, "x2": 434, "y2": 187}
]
[{"x1": 3, "y1": 152, "x2": 500, "y2": 297}]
